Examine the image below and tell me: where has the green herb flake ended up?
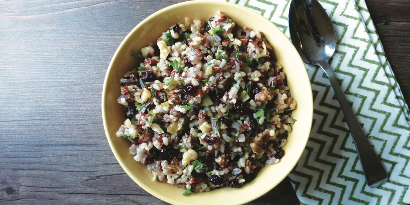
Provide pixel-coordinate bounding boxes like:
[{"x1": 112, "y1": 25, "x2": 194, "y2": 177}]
[
  {"x1": 180, "y1": 32, "x2": 190, "y2": 44},
  {"x1": 123, "y1": 134, "x2": 132, "y2": 139},
  {"x1": 172, "y1": 59, "x2": 183, "y2": 72},
  {"x1": 131, "y1": 52, "x2": 143, "y2": 58},
  {"x1": 163, "y1": 94, "x2": 167, "y2": 101},
  {"x1": 181, "y1": 81, "x2": 186, "y2": 86},
  {"x1": 216, "y1": 129, "x2": 220, "y2": 137},
  {"x1": 165, "y1": 32, "x2": 175, "y2": 46},
  {"x1": 151, "y1": 93, "x2": 156, "y2": 98},
  {"x1": 222, "y1": 55, "x2": 228, "y2": 61},
  {"x1": 240, "y1": 91, "x2": 250, "y2": 102},
  {"x1": 183, "y1": 188, "x2": 191, "y2": 196},
  {"x1": 256, "y1": 109, "x2": 264, "y2": 118},
  {"x1": 231, "y1": 131, "x2": 236, "y2": 136},
  {"x1": 228, "y1": 114, "x2": 234, "y2": 121},
  {"x1": 138, "y1": 66, "x2": 146, "y2": 71},
  {"x1": 156, "y1": 175, "x2": 160, "y2": 181},
  {"x1": 198, "y1": 151, "x2": 205, "y2": 157},
  {"x1": 226, "y1": 19, "x2": 232, "y2": 24},
  {"x1": 218, "y1": 139, "x2": 224, "y2": 145},
  {"x1": 181, "y1": 104, "x2": 194, "y2": 110},
  {"x1": 257, "y1": 58, "x2": 266, "y2": 64},
  {"x1": 197, "y1": 133, "x2": 203, "y2": 137},
  {"x1": 136, "y1": 105, "x2": 143, "y2": 110},
  {"x1": 246, "y1": 83, "x2": 252, "y2": 92},
  {"x1": 260, "y1": 153, "x2": 267, "y2": 162},
  {"x1": 217, "y1": 51, "x2": 222, "y2": 60},
  {"x1": 233, "y1": 51, "x2": 243, "y2": 62},
  {"x1": 177, "y1": 178, "x2": 181, "y2": 184},
  {"x1": 149, "y1": 115, "x2": 155, "y2": 123},
  {"x1": 293, "y1": 118, "x2": 297, "y2": 122},
  {"x1": 212, "y1": 28, "x2": 223, "y2": 36},
  {"x1": 165, "y1": 78, "x2": 174, "y2": 85},
  {"x1": 193, "y1": 160, "x2": 205, "y2": 170}
]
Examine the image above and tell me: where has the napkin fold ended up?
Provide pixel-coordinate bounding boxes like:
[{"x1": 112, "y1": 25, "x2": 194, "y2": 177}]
[{"x1": 223, "y1": 0, "x2": 410, "y2": 204}]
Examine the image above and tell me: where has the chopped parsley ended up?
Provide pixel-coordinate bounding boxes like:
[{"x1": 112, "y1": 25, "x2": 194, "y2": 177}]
[
  {"x1": 165, "y1": 78, "x2": 174, "y2": 85},
  {"x1": 177, "y1": 178, "x2": 181, "y2": 184},
  {"x1": 293, "y1": 118, "x2": 297, "y2": 122},
  {"x1": 156, "y1": 175, "x2": 160, "y2": 181},
  {"x1": 228, "y1": 113, "x2": 234, "y2": 121},
  {"x1": 172, "y1": 59, "x2": 183, "y2": 72},
  {"x1": 149, "y1": 114, "x2": 157, "y2": 123},
  {"x1": 222, "y1": 54, "x2": 228, "y2": 61},
  {"x1": 193, "y1": 160, "x2": 205, "y2": 170},
  {"x1": 138, "y1": 66, "x2": 146, "y2": 71},
  {"x1": 256, "y1": 109, "x2": 264, "y2": 118},
  {"x1": 183, "y1": 188, "x2": 191, "y2": 196},
  {"x1": 180, "y1": 80, "x2": 186, "y2": 86},
  {"x1": 257, "y1": 58, "x2": 266, "y2": 64},
  {"x1": 260, "y1": 153, "x2": 267, "y2": 162},
  {"x1": 217, "y1": 51, "x2": 222, "y2": 60},
  {"x1": 231, "y1": 131, "x2": 236, "y2": 136},
  {"x1": 226, "y1": 19, "x2": 232, "y2": 24},
  {"x1": 181, "y1": 103, "x2": 194, "y2": 110},
  {"x1": 218, "y1": 138, "x2": 224, "y2": 145},
  {"x1": 240, "y1": 91, "x2": 250, "y2": 102},
  {"x1": 123, "y1": 134, "x2": 132, "y2": 139},
  {"x1": 244, "y1": 143, "x2": 250, "y2": 149},
  {"x1": 131, "y1": 52, "x2": 143, "y2": 58},
  {"x1": 212, "y1": 28, "x2": 223, "y2": 36},
  {"x1": 136, "y1": 105, "x2": 143, "y2": 110},
  {"x1": 233, "y1": 51, "x2": 243, "y2": 62},
  {"x1": 180, "y1": 32, "x2": 190, "y2": 44},
  {"x1": 165, "y1": 32, "x2": 175, "y2": 46},
  {"x1": 243, "y1": 55, "x2": 256, "y2": 67},
  {"x1": 198, "y1": 151, "x2": 205, "y2": 157},
  {"x1": 151, "y1": 93, "x2": 156, "y2": 98},
  {"x1": 197, "y1": 133, "x2": 203, "y2": 137}
]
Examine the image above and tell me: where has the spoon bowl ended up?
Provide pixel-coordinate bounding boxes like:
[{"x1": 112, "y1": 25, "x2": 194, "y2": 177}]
[{"x1": 288, "y1": 0, "x2": 388, "y2": 187}]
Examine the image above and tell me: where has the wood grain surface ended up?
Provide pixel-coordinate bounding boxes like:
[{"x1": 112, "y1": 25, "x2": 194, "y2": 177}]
[{"x1": 0, "y1": 0, "x2": 408, "y2": 204}]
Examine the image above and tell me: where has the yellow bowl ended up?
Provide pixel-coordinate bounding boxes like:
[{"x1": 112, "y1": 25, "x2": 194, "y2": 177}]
[{"x1": 102, "y1": 1, "x2": 313, "y2": 204}]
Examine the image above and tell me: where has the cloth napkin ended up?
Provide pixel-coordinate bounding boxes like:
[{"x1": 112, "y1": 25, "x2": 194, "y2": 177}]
[{"x1": 220, "y1": 0, "x2": 410, "y2": 204}]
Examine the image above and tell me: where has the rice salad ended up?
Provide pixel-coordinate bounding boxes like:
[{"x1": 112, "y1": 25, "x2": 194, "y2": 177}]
[{"x1": 116, "y1": 11, "x2": 297, "y2": 195}]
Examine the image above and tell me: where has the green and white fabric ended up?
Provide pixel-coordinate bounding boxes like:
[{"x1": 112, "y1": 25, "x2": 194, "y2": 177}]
[{"x1": 222, "y1": 0, "x2": 410, "y2": 204}]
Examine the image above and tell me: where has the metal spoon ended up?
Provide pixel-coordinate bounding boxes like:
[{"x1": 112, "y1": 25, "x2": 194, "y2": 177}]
[{"x1": 288, "y1": 0, "x2": 388, "y2": 187}]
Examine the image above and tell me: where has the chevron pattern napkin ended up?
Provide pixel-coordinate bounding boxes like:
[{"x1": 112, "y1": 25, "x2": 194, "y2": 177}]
[{"x1": 220, "y1": 0, "x2": 410, "y2": 204}]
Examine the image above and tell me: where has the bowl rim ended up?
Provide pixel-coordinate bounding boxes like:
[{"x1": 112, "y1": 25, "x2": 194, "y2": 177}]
[{"x1": 102, "y1": 0, "x2": 313, "y2": 204}]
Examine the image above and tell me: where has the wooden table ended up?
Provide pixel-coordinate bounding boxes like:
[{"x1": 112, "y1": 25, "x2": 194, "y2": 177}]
[{"x1": 1, "y1": 0, "x2": 408, "y2": 204}]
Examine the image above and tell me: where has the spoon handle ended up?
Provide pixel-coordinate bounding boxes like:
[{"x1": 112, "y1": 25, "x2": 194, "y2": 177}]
[{"x1": 319, "y1": 62, "x2": 389, "y2": 187}]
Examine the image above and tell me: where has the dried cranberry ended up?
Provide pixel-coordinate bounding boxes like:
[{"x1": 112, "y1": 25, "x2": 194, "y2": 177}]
[
  {"x1": 208, "y1": 89, "x2": 224, "y2": 102},
  {"x1": 247, "y1": 81, "x2": 260, "y2": 99},
  {"x1": 275, "y1": 149, "x2": 285, "y2": 159},
  {"x1": 205, "y1": 153, "x2": 214, "y2": 170},
  {"x1": 125, "y1": 104, "x2": 136, "y2": 120},
  {"x1": 234, "y1": 102, "x2": 249, "y2": 116},
  {"x1": 204, "y1": 136, "x2": 218, "y2": 145},
  {"x1": 160, "y1": 145, "x2": 178, "y2": 162},
  {"x1": 209, "y1": 175, "x2": 224, "y2": 185},
  {"x1": 172, "y1": 24, "x2": 181, "y2": 33},
  {"x1": 205, "y1": 23, "x2": 212, "y2": 32},
  {"x1": 183, "y1": 58, "x2": 194, "y2": 68},
  {"x1": 218, "y1": 117, "x2": 231, "y2": 127},
  {"x1": 183, "y1": 84, "x2": 199, "y2": 97},
  {"x1": 140, "y1": 71, "x2": 156, "y2": 82},
  {"x1": 230, "y1": 179, "x2": 239, "y2": 187}
]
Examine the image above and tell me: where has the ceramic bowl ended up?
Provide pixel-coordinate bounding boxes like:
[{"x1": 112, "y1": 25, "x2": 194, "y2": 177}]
[{"x1": 102, "y1": 1, "x2": 313, "y2": 204}]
